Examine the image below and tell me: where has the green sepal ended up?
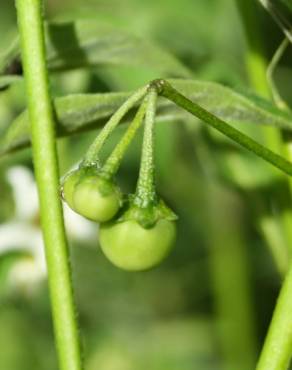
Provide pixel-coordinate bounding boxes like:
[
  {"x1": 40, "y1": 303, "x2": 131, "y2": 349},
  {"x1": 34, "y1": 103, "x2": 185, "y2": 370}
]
[
  {"x1": 61, "y1": 164, "x2": 119, "y2": 198},
  {"x1": 116, "y1": 196, "x2": 178, "y2": 229},
  {"x1": 61, "y1": 164, "x2": 123, "y2": 222}
]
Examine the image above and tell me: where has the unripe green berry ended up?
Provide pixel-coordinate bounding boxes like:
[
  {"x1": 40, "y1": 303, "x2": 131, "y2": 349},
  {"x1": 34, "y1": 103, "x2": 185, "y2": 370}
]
[
  {"x1": 61, "y1": 170, "x2": 80, "y2": 209},
  {"x1": 61, "y1": 169, "x2": 122, "y2": 222},
  {"x1": 73, "y1": 176, "x2": 121, "y2": 222},
  {"x1": 99, "y1": 218, "x2": 176, "y2": 271}
]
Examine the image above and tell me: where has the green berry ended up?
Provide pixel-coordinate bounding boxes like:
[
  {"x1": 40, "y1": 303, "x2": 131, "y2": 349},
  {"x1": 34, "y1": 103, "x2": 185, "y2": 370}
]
[
  {"x1": 61, "y1": 170, "x2": 80, "y2": 209},
  {"x1": 61, "y1": 168, "x2": 122, "y2": 222},
  {"x1": 99, "y1": 218, "x2": 176, "y2": 271},
  {"x1": 73, "y1": 176, "x2": 121, "y2": 222}
]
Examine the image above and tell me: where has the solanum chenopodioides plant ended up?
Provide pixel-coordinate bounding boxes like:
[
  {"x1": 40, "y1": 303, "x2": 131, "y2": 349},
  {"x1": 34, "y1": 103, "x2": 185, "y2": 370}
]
[
  {"x1": 11, "y1": 0, "x2": 292, "y2": 369},
  {"x1": 62, "y1": 83, "x2": 177, "y2": 271},
  {"x1": 61, "y1": 78, "x2": 292, "y2": 271},
  {"x1": 13, "y1": 1, "x2": 292, "y2": 370}
]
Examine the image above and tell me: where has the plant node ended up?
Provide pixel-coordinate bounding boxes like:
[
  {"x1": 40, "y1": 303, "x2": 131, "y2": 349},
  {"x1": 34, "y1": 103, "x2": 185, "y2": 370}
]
[{"x1": 149, "y1": 78, "x2": 168, "y2": 94}]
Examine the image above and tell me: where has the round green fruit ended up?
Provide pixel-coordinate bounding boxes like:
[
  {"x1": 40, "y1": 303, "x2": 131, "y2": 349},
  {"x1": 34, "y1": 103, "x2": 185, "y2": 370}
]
[
  {"x1": 61, "y1": 170, "x2": 80, "y2": 209},
  {"x1": 99, "y1": 218, "x2": 176, "y2": 271},
  {"x1": 72, "y1": 176, "x2": 121, "y2": 222}
]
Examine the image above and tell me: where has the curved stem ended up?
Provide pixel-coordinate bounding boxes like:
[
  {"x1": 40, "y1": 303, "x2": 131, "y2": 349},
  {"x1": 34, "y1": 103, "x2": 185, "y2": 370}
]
[
  {"x1": 101, "y1": 96, "x2": 148, "y2": 178},
  {"x1": 267, "y1": 37, "x2": 290, "y2": 110},
  {"x1": 134, "y1": 88, "x2": 158, "y2": 206},
  {"x1": 235, "y1": 0, "x2": 271, "y2": 98},
  {"x1": 258, "y1": 0, "x2": 292, "y2": 44},
  {"x1": 15, "y1": 1, "x2": 83, "y2": 370},
  {"x1": 83, "y1": 85, "x2": 148, "y2": 167},
  {"x1": 158, "y1": 80, "x2": 292, "y2": 177}
]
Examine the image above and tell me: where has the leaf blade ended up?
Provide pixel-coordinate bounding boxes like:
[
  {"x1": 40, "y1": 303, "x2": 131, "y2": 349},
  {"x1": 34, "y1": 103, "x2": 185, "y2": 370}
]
[
  {"x1": 46, "y1": 20, "x2": 192, "y2": 78},
  {"x1": 1, "y1": 79, "x2": 292, "y2": 157},
  {"x1": 0, "y1": 19, "x2": 191, "y2": 90}
]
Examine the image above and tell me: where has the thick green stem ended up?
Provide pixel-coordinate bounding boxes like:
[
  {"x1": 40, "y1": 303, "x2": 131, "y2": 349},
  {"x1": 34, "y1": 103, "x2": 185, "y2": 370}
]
[
  {"x1": 158, "y1": 80, "x2": 292, "y2": 177},
  {"x1": 135, "y1": 88, "x2": 158, "y2": 206},
  {"x1": 256, "y1": 266, "x2": 292, "y2": 369},
  {"x1": 15, "y1": 1, "x2": 83, "y2": 370},
  {"x1": 83, "y1": 85, "x2": 148, "y2": 167},
  {"x1": 101, "y1": 96, "x2": 148, "y2": 177}
]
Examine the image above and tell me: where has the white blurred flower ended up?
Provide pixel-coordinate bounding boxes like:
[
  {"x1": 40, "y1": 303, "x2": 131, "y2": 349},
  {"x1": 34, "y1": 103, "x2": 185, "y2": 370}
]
[{"x1": 0, "y1": 165, "x2": 96, "y2": 296}]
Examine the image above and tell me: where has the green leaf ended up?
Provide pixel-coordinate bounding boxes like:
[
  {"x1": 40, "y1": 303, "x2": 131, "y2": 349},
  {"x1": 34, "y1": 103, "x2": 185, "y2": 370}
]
[
  {"x1": 1, "y1": 79, "x2": 292, "y2": 157},
  {"x1": 169, "y1": 80, "x2": 292, "y2": 129},
  {"x1": 0, "y1": 75, "x2": 22, "y2": 91},
  {"x1": 46, "y1": 20, "x2": 191, "y2": 77},
  {"x1": 0, "y1": 20, "x2": 191, "y2": 88},
  {"x1": 0, "y1": 36, "x2": 20, "y2": 74},
  {"x1": 0, "y1": 37, "x2": 21, "y2": 90}
]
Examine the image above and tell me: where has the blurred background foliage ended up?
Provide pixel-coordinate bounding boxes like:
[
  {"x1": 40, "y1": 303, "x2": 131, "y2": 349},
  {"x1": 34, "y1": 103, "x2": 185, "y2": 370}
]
[{"x1": 1, "y1": 0, "x2": 292, "y2": 369}]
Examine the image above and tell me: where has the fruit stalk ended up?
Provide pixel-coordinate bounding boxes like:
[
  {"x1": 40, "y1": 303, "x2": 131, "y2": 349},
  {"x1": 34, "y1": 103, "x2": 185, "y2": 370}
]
[
  {"x1": 83, "y1": 85, "x2": 148, "y2": 166},
  {"x1": 134, "y1": 88, "x2": 158, "y2": 207},
  {"x1": 101, "y1": 96, "x2": 148, "y2": 177}
]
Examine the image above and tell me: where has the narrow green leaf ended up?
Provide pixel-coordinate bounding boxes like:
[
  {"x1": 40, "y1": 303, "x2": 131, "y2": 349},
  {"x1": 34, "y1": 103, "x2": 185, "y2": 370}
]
[
  {"x1": 0, "y1": 19, "x2": 191, "y2": 88},
  {"x1": 169, "y1": 80, "x2": 292, "y2": 129},
  {"x1": 46, "y1": 20, "x2": 191, "y2": 77},
  {"x1": 1, "y1": 79, "x2": 292, "y2": 157},
  {"x1": 0, "y1": 75, "x2": 22, "y2": 91},
  {"x1": 0, "y1": 37, "x2": 20, "y2": 74},
  {"x1": 0, "y1": 37, "x2": 21, "y2": 90}
]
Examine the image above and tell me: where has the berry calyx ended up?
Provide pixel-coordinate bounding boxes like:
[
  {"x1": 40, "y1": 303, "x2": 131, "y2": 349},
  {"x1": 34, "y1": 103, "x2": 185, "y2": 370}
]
[
  {"x1": 99, "y1": 199, "x2": 177, "y2": 271},
  {"x1": 61, "y1": 167, "x2": 122, "y2": 222}
]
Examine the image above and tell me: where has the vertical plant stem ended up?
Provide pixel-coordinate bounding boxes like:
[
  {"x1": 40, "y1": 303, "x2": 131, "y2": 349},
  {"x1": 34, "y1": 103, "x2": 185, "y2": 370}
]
[
  {"x1": 256, "y1": 267, "x2": 292, "y2": 369},
  {"x1": 15, "y1": 1, "x2": 83, "y2": 370}
]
